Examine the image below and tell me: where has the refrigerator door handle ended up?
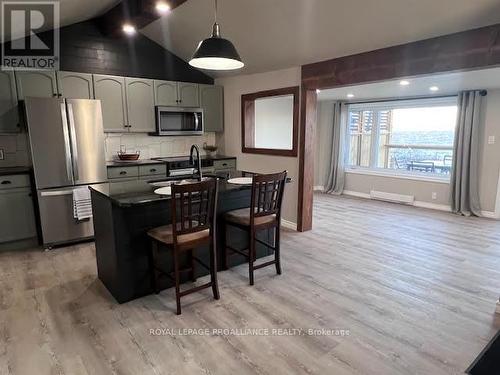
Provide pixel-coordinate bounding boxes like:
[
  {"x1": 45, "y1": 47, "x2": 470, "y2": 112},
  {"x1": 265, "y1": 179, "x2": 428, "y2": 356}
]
[
  {"x1": 67, "y1": 103, "x2": 80, "y2": 182},
  {"x1": 61, "y1": 103, "x2": 74, "y2": 183}
]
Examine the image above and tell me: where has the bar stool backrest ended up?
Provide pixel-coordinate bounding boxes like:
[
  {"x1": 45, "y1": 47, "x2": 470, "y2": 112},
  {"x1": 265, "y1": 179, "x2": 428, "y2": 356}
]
[
  {"x1": 250, "y1": 171, "x2": 287, "y2": 225},
  {"x1": 170, "y1": 178, "x2": 218, "y2": 243}
]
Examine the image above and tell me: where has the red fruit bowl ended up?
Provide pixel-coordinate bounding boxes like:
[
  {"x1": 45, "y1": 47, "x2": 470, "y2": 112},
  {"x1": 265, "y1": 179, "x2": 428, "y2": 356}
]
[{"x1": 117, "y1": 151, "x2": 140, "y2": 161}]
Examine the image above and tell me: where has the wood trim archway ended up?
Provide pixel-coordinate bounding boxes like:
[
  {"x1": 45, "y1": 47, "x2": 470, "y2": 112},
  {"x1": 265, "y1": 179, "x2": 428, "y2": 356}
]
[{"x1": 297, "y1": 23, "x2": 500, "y2": 232}]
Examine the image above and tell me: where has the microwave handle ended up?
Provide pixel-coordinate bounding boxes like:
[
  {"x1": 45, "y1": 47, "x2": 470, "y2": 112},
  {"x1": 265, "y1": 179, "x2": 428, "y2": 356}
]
[{"x1": 195, "y1": 113, "x2": 200, "y2": 131}]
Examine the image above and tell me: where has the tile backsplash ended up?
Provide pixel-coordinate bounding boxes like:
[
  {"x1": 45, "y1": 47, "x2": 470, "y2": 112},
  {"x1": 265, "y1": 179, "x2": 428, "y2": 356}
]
[
  {"x1": 0, "y1": 133, "x2": 31, "y2": 167},
  {"x1": 104, "y1": 133, "x2": 217, "y2": 161}
]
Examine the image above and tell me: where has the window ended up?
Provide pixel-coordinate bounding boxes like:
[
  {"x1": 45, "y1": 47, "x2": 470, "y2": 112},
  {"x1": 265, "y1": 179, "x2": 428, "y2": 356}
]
[
  {"x1": 241, "y1": 86, "x2": 299, "y2": 156},
  {"x1": 347, "y1": 97, "x2": 457, "y2": 177}
]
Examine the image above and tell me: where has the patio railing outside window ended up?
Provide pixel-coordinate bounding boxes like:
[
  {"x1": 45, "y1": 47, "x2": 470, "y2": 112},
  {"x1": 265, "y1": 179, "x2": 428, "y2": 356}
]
[{"x1": 347, "y1": 97, "x2": 458, "y2": 177}]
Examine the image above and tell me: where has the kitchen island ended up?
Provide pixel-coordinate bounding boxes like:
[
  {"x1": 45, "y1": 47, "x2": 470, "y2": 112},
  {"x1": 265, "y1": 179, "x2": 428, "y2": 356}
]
[{"x1": 90, "y1": 171, "x2": 274, "y2": 303}]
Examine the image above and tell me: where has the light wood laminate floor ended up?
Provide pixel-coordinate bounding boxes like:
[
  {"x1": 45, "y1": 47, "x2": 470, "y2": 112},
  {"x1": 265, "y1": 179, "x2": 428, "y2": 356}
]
[{"x1": 1, "y1": 194, "x2": 500, "y2": 375}]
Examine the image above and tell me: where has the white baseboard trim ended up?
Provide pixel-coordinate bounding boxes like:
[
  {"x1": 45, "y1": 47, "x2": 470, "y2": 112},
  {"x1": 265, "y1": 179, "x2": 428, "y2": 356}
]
[
  {"x1": 481, "y1": 210, "x2": 499, "y2": 219},
  {"x1": 343, "y1": 190, "x2": 370, "y2": 199},
  {"x1": 413, "y1": 201, "x2": 452, "y2": 212},
  {"x1": 313, "y1": 185, "x2": 325, "y2": 192},
  {"x1": 343, "y1": 190, "x2": 452, "y2": 212},
  {"x1": 281, "y1": 220, "x2": 297, "y2": 231}
]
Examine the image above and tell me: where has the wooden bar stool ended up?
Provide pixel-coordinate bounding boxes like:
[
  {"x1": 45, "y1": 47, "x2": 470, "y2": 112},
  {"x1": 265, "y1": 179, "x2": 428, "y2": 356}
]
[
  {"x1": 224, "y1": 171, "x2": 287, "y2": 285},
  {"x1": 147, "y1": 178, "x2": 219, "y2": 315}
]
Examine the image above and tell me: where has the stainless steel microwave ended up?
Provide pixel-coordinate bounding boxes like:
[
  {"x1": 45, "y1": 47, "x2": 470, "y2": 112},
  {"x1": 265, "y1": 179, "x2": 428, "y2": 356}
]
[{"x1": 155, "y1": 106, "x2": 204, "y2": 136}]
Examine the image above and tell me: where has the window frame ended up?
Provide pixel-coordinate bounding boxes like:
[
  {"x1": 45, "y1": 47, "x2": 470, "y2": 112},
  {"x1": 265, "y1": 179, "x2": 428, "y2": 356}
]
[
  {"x1": 345, "y1": 96, "x2": 458, "y2": 181},
  {"x1": 241, "y1": 86, "x2": 300, "y2": 157}
]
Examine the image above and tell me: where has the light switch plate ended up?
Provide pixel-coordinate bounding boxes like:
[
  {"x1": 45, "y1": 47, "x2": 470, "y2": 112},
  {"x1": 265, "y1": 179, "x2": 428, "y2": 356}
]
[
  {"x1": 0, "y1": 149, "x2": 4, "y2": 160},
  {"x1": 488, "y1": 136, "x2": 495, "y2": 145}
]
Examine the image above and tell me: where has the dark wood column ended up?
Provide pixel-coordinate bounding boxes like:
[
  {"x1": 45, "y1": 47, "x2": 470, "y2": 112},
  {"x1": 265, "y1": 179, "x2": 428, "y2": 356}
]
[{"x1": 297, "y1": 87, "x2": 317, "y2": 232}]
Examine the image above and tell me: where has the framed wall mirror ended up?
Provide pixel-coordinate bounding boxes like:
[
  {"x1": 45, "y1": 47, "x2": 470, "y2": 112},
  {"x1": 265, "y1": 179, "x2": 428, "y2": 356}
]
[{"x1": 241, "y1": 86, "x2": 300, "y2": 156}]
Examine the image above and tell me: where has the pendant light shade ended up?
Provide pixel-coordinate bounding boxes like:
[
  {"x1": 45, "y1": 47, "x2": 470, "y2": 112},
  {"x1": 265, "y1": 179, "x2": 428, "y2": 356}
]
[{"x1": 189, "y1": 1, "x2": 244, "y2": 71}]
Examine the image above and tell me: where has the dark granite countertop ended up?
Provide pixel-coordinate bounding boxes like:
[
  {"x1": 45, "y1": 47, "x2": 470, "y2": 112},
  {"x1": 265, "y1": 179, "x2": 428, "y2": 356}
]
[
  {"x1": 106, "y1": 155, "x2": 236, "y2": 168},
  {"x1": 0, "y1": 166, "x2": 32, "y2": 176},
  {"x1": 90, "y1": 170, "x2": 251, "y2": 207}
]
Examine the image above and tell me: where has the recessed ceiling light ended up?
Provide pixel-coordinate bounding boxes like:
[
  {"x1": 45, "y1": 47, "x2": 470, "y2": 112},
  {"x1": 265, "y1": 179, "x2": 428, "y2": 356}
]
[
  {"x1": 155, "y1": 1, "x2": 171, "y2": 14},
  {"x1": 429, "y1": 86, "x2": 439, "y2": 92},
  {"x1": 122, "y1": 23, "x2": 136, "y2": 35},
  {"x1": 347, "y1": 93, "x2": 354, "y2": 98},
  {"x1": 399, "y1": 80, "x2": 410, "y2": 86},
  {"x1": 316, "y1": 89, "x2": 321, "y2": 94}
]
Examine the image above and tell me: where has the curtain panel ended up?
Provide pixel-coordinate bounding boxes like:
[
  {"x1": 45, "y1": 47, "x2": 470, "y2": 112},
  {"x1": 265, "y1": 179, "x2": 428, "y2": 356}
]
[{"x1": 450, "y1": 90, "x2": 484, "y2": 216}]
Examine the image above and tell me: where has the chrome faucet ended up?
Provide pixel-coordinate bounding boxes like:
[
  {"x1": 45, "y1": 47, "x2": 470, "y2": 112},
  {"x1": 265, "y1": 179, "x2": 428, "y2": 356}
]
[{"x1": 189, "y1": 144, "x2": 202, "y2": 181}]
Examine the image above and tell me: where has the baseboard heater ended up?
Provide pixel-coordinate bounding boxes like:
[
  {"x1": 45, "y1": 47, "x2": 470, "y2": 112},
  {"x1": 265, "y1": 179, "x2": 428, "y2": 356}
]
[{"x1": 370, "y1": 190, "x2": 415, "y2": 205}]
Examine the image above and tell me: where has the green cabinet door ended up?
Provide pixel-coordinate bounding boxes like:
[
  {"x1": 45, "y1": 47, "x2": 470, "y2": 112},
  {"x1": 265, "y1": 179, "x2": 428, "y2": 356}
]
[
  {"x1": 154, "y1": 80, "x2": 178, "y2": 106},
  {"x1": 0, "y1": 188, "x2": 37, "y2": 243},
  {"x1": 93, "y1": 74, "x2": 128, "y2": 132},
  {"x1": 15, "y1": 70, "x2": 58, "y2": 100},
  {"x1": 200, "y1": 85, "x2": 224, "y2": 132},
  {"x1": 56, "y1": 71, "x2": 94, "y2": 99},
  {"x1": 125, "y1": 77, "x2": 155, "y2": 133},
  {"x1": 0, "y1": 71, "x2": 20, "y2": 133},
  {"x1": 178, "y1": 82, "x2": 199, "y2": 107}
]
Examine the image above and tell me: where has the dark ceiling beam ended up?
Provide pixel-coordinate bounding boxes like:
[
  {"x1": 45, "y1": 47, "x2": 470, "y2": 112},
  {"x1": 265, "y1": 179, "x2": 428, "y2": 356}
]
[
  {"x1": 301, "y1": 23, "x2": 500, "y2": 90},
  {"x1": 96, "y1": 0, "x2": 188, "y2": 36}
]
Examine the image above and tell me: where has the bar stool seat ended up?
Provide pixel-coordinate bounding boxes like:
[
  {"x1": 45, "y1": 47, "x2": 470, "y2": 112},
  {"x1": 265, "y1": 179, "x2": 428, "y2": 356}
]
[
  {"x1": 223, "y1": 171, "x2": 287, "y2": 285},
  {"x1": 148, "y1": 224, "x2": 210, "y2": 245},
  {"x1": 147, "y1": 178, "x2": 219, "y2": 315},
  {"x1": 224, "y1": 208, "x2": 276, "y2": 226}
]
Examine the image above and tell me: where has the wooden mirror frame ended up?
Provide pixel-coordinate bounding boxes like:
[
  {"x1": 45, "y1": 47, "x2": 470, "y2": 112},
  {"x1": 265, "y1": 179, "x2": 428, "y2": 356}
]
[{"x1": 241, "y1": 86, "x2": 300, "y2": 157}]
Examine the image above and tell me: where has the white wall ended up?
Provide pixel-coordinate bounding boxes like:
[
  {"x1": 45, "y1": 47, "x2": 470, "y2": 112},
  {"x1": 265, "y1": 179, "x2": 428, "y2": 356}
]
[
  {"x1": 216, "y1": 67, "x2": 301, "y2": 226},
  {"x1": 315, "y1": 90, "x2": 500, "y2": 214}
]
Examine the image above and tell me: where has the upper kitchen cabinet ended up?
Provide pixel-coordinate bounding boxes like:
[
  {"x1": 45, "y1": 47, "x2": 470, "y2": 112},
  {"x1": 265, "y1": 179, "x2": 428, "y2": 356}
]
[
  {"x1": 0, "y1": 71, "x2": 20, "y2": 133},
  {"x1": 125, "y1": 78, "x2": 155, "y2": 133},
  {"x1": 93, "y1": 74, "x2": 128, "y2": 132},
  {"x1": 154, "y1": 80, "x2": 199, "y2": 107},
  {"x1": 15, "y1": 70, "x2": 58, "y2": 100},
  {"x1": 178, "y1": 82, "x2": 199, "y2": 107},
  {"x1": 199, "y1": 85, "x2": 224, "y2": 132},
  {"x1": 56, "y1": 71, "x2": 94, "y2": 99},
  {"x1": 154, "y1": 80, "x2": 178, "y2": 106}
]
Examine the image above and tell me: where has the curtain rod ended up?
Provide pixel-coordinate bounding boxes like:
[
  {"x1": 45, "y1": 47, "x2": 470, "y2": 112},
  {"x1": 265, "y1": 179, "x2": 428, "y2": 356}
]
[
  {"x1": 343, "y1": 90, "x2": 488, "y2": 105},
  {"x1": 345, "y1": 94, "x2": 459, "y2": 106}
]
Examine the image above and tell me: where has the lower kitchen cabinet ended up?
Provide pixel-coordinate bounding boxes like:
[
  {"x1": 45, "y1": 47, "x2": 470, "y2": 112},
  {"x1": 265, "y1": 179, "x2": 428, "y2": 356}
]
[{"x1": 0, "y1": 186, "x2": 37, "y2": 243}]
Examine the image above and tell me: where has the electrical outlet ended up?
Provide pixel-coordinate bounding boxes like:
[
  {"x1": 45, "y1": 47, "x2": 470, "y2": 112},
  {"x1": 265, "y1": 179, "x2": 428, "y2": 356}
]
[
  {"x1": 488, "y1": 136, "x2": 496, "y2": 145},
  {"x1": 0, "y1": 149, "x2": 4, "y2": 160},
  {"x1": 432, "y1": 192, "x2": 437, "y2": 200}
]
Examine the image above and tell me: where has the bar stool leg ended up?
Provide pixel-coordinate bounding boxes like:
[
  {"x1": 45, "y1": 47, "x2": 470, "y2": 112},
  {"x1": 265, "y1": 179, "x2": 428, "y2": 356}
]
[
  {"x1": 172, "y1": 248, "x2": 182, "y2": 315},
  {"x1": 223, "y1": 221, "x2": 229, "y2": 270},
  {"x1": 249, "y1": 229, "x2": 255, "y2": 286},
  {"x1": 210, "y1": 237, "x2": 220, "y2": 300},
  {"x1": 149, "y1": 240, "x2": 159, "y2": 294},
  {"x1": 275, "y1": 226, "x2": 282, "y2": 275},
  {"x1": 190, "y1": 249, "x2": 196, "y2": 282}
]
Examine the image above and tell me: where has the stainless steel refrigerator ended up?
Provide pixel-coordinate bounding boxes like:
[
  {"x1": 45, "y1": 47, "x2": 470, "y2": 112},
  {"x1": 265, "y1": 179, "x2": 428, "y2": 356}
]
[{"x1": 25, "y1": 97, "x2": 107, "y2": 248}]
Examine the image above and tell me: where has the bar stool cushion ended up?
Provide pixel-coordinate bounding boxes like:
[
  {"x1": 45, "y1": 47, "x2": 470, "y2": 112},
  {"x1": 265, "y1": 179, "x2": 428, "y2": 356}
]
[
  {"x1": 148, "y1": 224, "x2": 210, "y2": 245},
  {"x1": 224, "y1": 208, "x2": 276, "y2": 226}
]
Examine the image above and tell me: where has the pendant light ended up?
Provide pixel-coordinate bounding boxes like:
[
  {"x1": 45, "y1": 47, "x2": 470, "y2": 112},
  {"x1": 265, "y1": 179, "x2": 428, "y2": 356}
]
[{"x1": 189, "y1": 0, "x2": 244, "y2": 71}]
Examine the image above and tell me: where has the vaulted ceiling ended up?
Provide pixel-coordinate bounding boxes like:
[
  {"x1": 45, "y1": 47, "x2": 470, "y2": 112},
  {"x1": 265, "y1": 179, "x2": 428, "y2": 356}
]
[
  {"x1": 3, "y1": 0, "x2": 120, "y2": 40},
  {"x1": 141, "y1": 0, "x2": 500, "y2": 77}
]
